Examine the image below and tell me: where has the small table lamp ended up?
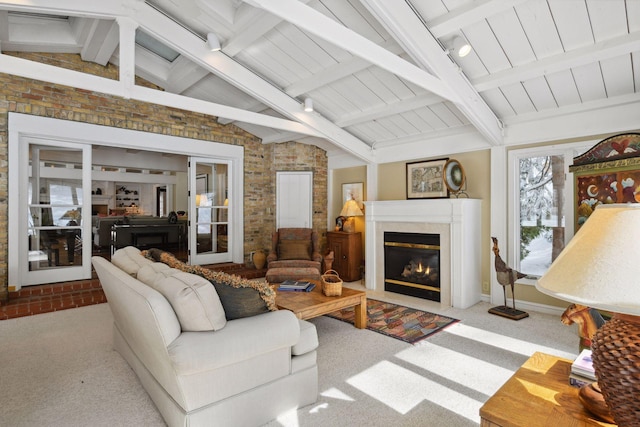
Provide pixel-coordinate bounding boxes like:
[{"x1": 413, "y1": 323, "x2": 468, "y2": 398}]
[
  {"x1": 339, "y1": 198, "x2": 363, "y2": 233},
  {"x1": 536, "y1": 203, "x2": 640, "y2": 426}
]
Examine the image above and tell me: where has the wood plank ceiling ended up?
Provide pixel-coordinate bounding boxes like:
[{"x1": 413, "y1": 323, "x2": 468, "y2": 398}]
[{"x1": 0, "y1": 0, "x2": 638, "y2": 166}]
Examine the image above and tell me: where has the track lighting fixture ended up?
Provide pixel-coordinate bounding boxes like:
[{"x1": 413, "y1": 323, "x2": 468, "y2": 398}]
[
  {"x1": 452, "y1": 36, "x2": 471, "y2": 57},
  {"x1": 207, "y1": 33, "x2": 221, "y2": 52},
  {"x1": 304, "y1": 97, "x2": 313, "y2": 112}
]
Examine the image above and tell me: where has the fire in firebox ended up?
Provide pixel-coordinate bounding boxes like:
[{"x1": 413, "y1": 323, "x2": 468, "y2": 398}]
[{"x1": 384, "y1": 232, "x2": 441, "y2": 302}]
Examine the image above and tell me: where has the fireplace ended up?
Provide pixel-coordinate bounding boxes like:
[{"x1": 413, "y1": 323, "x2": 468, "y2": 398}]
[
  {"x1": 384, "y1": 232, "x2": 441, "y2": 301},
  {"x1": 365, "y1": 199, "x2": 482, "y2": 309}
]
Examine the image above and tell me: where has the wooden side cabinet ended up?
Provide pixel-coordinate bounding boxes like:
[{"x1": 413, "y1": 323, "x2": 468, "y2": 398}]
[{"x1": 326, "y1": 231, "x2": 362, "y2": 282}]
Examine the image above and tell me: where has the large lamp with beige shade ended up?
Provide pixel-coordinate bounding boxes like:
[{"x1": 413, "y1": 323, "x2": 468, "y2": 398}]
[
  {"x1": 536, "y1": 204, "x2": 640, "y2": 426},
  {"x1": 339, "y1": 198, "x2": 363, "y2": 233}
]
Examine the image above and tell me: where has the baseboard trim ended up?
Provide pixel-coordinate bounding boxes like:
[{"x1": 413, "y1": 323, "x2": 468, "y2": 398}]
[{"x1": 480, "y1": 293, "x2": 566, "y2": 316}]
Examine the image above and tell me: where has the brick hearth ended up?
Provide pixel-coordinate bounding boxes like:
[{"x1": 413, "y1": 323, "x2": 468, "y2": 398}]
[{"x1": 0, "y1": 263, "x2": 266, "y2": 321}]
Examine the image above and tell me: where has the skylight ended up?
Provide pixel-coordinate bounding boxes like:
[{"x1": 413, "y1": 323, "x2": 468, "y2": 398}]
[{"x1": 135, "y1": 30, "x2": 180, "y2": 62}]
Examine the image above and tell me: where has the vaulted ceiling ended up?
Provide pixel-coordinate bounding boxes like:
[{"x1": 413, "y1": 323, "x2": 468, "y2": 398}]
[{"x1": 1, "y1": 0, "x2": 639, "y2": 167}]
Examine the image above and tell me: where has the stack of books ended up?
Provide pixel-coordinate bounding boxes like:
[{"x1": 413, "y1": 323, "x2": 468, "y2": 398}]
[
  {"x1": 278, "y1": 280, "x2": 316, "y2": 292},
  {"x1": 569, "y1": 349, "x2": 597, "y2": 388}
]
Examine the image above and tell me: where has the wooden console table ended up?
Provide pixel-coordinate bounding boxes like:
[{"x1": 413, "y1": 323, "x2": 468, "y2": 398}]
[{"x1": 480, "y1": 352, "x2": 615, "y2": 426}]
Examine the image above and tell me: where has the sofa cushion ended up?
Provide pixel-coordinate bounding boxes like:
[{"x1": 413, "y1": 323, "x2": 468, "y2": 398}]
[
  {"x1": 278, "y1": 240, "x2": 311, "y2": 260},
  {"x1": 150, "y1": 271, "x2": 227, "y2": 332},
  {"x1": 136, "y1": 263, "x2": 179, "y2": 287},
  {"x1": 111, "y1": 246, "x2": 153, "y2": 275},
  {"x1": 142, "y1": 249, "x2": 277, "y2": 320}
]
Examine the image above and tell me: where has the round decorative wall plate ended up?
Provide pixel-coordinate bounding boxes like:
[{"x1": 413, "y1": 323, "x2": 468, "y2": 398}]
[{"x1": 444, "y1": 159, "x2": 466, "y2": 194}]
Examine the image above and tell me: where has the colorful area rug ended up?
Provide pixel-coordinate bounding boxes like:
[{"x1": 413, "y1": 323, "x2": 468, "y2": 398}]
[{"x1": 326, "y1": 299, "x2": 458, "y2": 344}]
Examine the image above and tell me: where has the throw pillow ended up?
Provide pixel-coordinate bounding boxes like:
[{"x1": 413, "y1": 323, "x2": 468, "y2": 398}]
[
  {"x1": 278, "y1": 240, "x2": 311, "y2": 260},
  {"x1": 136, "y1": 263, "x2": 179, "y2": 288},
  {"x1": 111, "y1": 246, "x2": 153, "y2": 276},
  {"x1": 152, "y1": 271, "x2": 227, "y2": 332},
  {"x1": 141, "y1": 249, "x2": 277, "y2": 320}
]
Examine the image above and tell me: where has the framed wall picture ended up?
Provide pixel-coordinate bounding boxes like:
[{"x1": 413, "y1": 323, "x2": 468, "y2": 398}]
[
  {"x1": 342, "y1": 182, "x2": 364, "y2": 209},
  {"x1": 406, "y1": 158, "x2": 449, "y2": 199}
]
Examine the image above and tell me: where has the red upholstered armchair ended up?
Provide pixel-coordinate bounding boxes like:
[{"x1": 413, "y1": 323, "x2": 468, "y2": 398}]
[{"x1": 265, "y1": 228, "x2": 333, "y2": 284}]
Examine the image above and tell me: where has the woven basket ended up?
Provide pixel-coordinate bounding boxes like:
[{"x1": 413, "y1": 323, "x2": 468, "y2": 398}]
[{"x1": 321, "y1": 269, "x2": 343, "y2": 296}]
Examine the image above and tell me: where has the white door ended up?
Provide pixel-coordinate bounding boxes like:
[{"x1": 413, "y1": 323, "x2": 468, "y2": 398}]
[
  {"x1": 189, "y1": 158, "x2": 232, "y2": 265},
  {"x1": 276, "y1": 171, "x2": 313, "y2": 228},
  {"x1": 20, "y1": 140, "x2": 92, "y2": 285}
]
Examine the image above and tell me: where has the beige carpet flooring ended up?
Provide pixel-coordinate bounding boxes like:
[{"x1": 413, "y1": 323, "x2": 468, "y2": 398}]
[{"x1": 0, "y1": 282, "x2": 578, "y2": 427}]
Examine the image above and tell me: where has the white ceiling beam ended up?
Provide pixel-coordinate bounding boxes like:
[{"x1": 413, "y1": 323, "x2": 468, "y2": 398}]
[
  {"x1": 110, "y1": 48, "x2": 171, "y2": 88},
  {"x1": 372, "y1": 124, "x2": 477, "y2": 148},
  {"x1": 259, "y1": 131, "x2": 307, "y2": 144},
  {"x1": 372, "y1": 126, "x2": 491, "y2": 164},
  {"x1": 221, "y1": 9, "x2": 282, "y2": 57},
  {"x1": 2, "y1": 13, "x2": 82, "y2": 53},
  {"x1": 132, "y1": 4, "x2": 374, "y2": 161},
  {"x1": 218, "y1": 100, "x2": 267, "y2": 124},
  {"x1": 117, "y1": 17, "x2": 137, "y2": 95},
  {"x1": 426, "y1": 0, "x2": 529, "y2": 38},
  {"x1": 507, "y1": 92, "x2": 640, "y2": 126},
  {"x1": 197, "y1": 0, "x2": 237, "y2": 26},
  {"x1": 214, "y1": 0, "x2": 311, "y2": 57},
  {"x1": 361, "y1": 0, "x2": 502, "y2": 146},
  {"x1": 74, "y1": 18, "x2": 120, "y2": 66},
  {"x1": 284, "y1": 39, "x2": 404, "y2": 97},
  {"x1": 336, "y1": 93, "x2": 443, "y2": 127},
  {"x1": 0, "y1": 0, "x2": 130, "y2": 18},
  {"x1": 78, "y1": 18, "x2": 118, "y2": 66},
  {"x1": 3, "y1": 0, "x2": 373, "y2": 161},
  {"x1": 0, "y1": 1, "x2": 344, "y2": 146},
  {"x1": 472, "y1": 32, "x2": 640, "y2": 92},
  {"x1": 0, "y1": 52, "x2": 321, "y2": 136},
  {"x1": 240, "y1": 0, "x2": 455, "y2": 102},
  {"x1": 504, "y1": 97, "x2": 640, "y2": 146}
]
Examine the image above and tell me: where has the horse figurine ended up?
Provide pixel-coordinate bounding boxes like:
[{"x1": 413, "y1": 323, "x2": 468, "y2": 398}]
[{"x1": 561, "y1": 303, "x2": 606, "y2": 351}]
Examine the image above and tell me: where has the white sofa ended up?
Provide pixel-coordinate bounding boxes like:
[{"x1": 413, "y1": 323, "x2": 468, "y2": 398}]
[{"x1": 92, "y1": 247, "x2": 318, "y2": 427}]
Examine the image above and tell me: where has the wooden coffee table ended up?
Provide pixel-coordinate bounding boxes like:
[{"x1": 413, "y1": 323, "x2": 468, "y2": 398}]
[{"x1": 275, "y1": 279, "x2": 367, "y2": 328}]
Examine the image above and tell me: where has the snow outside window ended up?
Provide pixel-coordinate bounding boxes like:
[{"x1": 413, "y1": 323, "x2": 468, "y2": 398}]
[{"x1": 509, "y1": 143, "x2": 590, "y2": 280}]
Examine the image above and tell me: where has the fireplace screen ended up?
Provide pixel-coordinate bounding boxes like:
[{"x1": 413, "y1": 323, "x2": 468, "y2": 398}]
[{"x1": 384, "y1": 232, "x2": 440, "y2": 302}]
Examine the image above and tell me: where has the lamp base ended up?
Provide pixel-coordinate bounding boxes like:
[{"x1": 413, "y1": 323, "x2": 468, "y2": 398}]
[
  {"x1": 591, "y1": 313, "x2": 640, "y2": 426},
  {"x1": 488, "y1": 305, "x2": 529, "y2": 320},
  {"x1": 578, "y1": 382, "x2": 615, "y2": 424},
  {"x1": 342, "y1": 218, "x2": 355, "y2": 233}
]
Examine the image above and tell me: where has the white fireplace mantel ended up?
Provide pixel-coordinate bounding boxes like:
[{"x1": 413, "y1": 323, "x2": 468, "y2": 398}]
[{"x1": 364, "y1": 199, "x2": 482, "y2": 309}]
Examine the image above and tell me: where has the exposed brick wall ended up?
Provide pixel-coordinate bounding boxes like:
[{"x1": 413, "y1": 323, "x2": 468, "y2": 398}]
[{"x1": 0, "y1": 52, "x2": 327, "y2": 301}]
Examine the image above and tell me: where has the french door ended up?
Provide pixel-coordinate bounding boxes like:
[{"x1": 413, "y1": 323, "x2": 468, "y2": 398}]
[
  {"x1": 20, "y1": 140, "x2": 92, "y2": 285},
  {"x1": 189, "y1": 157, "x2": 232, "y2": 265}
]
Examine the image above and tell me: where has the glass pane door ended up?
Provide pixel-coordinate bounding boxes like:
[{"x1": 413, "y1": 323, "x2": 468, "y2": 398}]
[
  {"x1": 25, "y1": 143, "x2": 91, "y2": 284},
  {"x1": 189, "y1": 158, "x2": 231, "y2": 265}
]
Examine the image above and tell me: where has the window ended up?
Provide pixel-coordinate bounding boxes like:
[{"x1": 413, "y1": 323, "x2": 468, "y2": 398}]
[{"x1": 508, "y1": 143, "x2": 591, "y2": 280}]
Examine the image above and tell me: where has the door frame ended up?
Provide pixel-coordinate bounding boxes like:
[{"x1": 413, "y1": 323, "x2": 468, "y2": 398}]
[{"x1": 8, "y1": 113, "x2": 244, "y2": 289}]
